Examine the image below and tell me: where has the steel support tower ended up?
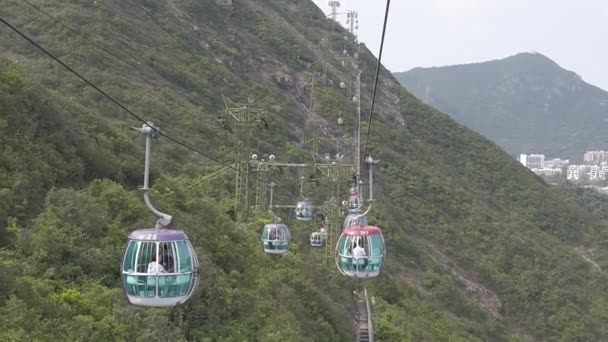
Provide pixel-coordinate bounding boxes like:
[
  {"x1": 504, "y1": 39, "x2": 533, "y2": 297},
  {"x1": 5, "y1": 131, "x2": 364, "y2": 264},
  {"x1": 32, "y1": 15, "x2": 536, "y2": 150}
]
[
  {"x1": 346, "y1": 11, "x2": 359, "y2": 37},
  {"x1": 328, "y1": 0, "x2": 341, "y2": 21},
  {"x1": 219, "y1": 96, "x2": 267, "y2": 219}
]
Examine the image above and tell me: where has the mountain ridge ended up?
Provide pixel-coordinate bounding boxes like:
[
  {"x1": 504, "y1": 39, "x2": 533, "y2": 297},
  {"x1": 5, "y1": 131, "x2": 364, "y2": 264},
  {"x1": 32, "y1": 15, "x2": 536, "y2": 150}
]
[
  {"x1": 396, "y1": 52, "x2": 608, "y2": 159},
  {"x1": 405, "y1": 52, "x2": 562, "y2": 73}
]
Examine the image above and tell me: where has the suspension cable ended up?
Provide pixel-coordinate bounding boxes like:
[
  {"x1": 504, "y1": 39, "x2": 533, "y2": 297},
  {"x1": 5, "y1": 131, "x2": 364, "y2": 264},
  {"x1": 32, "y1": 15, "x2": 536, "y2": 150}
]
[
  {"x1": 362, "y1": 0, "x2": 391, "y2": 159},
  {"x1": 0, "y1": 16, "x2": 243, "y2": 174}
]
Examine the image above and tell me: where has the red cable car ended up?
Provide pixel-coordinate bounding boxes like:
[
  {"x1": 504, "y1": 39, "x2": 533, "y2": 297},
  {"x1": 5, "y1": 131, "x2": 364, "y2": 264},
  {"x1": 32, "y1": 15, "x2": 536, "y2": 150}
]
[{"x1": 335, "y1": 225, "x2": 385, "y2": 278}]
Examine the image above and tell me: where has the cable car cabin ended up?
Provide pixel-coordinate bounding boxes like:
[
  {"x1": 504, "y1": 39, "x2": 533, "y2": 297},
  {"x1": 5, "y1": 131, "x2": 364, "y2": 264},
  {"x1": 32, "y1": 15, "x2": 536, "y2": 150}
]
[
  {"x1": 343, "y1": 214, "x2": 368, "y2": 229},
  {"x1": 295, "y1": 200, "x2": 314, "y2": 221},
  {"x1": 122, "y1": 229, "x2": 199, "y2": 307},
  {"x1": 310, "y1": 231, "x2": 324, "y2": 247},
  {"x1": 348, "y1": 195, "x2": 362, "y2": 213},
  {"x1": 261, "y1": 223, "x2": 291, "y2": 254},
  {"x1": 335, "y1": 226, "x2": 385, "y2": 278}
]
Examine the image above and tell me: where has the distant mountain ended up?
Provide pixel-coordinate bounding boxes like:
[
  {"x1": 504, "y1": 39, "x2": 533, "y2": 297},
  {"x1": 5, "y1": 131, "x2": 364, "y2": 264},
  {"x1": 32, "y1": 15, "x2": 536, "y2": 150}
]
[{"x1": 395, "y1": 53, "x2": 608, "y2": 159}]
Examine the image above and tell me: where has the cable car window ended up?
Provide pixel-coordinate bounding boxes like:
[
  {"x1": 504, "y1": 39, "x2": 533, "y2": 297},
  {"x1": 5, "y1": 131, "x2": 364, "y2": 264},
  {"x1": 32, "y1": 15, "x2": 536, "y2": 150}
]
[
  {"x1": 159, "y1": 242, "x2": 176, "y2": 273},
  {"x1": 124, "y1": 241, "x2": 138, "y2": 272},
  {"x1": 371, "y1": 236, "x2": 383, "y2": 257},
  {"x1": 157, "y1": 274, "x2": 193, "y2": 298},
  {"x1": 176, "y1": 241, "x2": 192, "y2": 272},
  {"x1": 269, "y1": 227, "x2": 283, "y2": 240},
  {"x1": 140, "y1": 242, "x2": 157, "y2": 273},
  {"x1": 337, "y1": 236, "x2": 348, "y2": 255}
]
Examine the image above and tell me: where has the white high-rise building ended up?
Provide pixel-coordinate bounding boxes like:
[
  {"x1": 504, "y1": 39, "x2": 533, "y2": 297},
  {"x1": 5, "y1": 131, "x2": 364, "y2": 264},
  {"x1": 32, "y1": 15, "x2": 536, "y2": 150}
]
[
  {"x1": 589, "y1": 165, "x2": 601, "y2": 180},
  {"x1": 519, "y1": 154, "x2": 527, "y2": 166},
  {"x1": 520, "y1": 154, "x2": 545, "y2": 169},
  {"x1": 543, "y1": 158, "x2": 569, "y2": 169},
  {"x1": 583, "y1": 151, "x2": 608, "y2": 164},
  {"x1": 533, "y1": 168, "x2": 562, "y2": 177},
  {"x1": 567, "y1": 165, "x2": 587, "y2": 181},
  {"x1": 600, "y1": 163, "x2": 608, "y2": 180}
]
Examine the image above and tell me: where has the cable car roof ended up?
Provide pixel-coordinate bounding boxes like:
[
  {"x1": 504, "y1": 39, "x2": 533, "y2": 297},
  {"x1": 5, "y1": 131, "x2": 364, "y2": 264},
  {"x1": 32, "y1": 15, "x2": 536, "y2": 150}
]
[
  {"x1": 341, "y1": 225, "x2": 382, "y2": 235},
  {"x1": 128, "y1": 228, "x2": 189, "y2": 241},
  {"x1": 263, "y1": 223, "x2": 288, "y2": 229}
]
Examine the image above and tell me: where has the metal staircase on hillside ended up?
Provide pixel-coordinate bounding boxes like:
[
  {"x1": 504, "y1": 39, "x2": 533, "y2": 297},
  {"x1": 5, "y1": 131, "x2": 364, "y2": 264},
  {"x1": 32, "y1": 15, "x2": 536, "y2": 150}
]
[{"x1": 354, "y1": 288, "x2": 373, "y2": 342}]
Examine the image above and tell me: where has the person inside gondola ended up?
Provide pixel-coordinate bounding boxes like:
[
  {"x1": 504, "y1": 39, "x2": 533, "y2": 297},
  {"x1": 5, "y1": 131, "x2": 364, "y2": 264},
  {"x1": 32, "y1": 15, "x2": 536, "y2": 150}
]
[
  {"x1": 148, "y1": 254, "x2": 166, "y2": 274},
  {"x1": 268, "y1": 227, "x2": 277, "y2": 249},
  {"x1": 276, "y1": 229, "x2": 284, "y2": 248},
  {"x1": 352, "y1": 241, "x2": 368, "y2": 270},
  {"x1": 146, "y1": 254, "x2": 166, "y2": 293},
  {"x1": 162, "y1": 252, "x2": 174, "y2": 273}
]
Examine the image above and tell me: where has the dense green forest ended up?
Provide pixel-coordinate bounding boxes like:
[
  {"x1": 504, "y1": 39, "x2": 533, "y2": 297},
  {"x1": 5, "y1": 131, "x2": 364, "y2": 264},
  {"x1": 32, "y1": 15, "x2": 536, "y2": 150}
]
[
  {"x1": 2, "y1": 0, "x2": 608, "y2": 341},
  {"x1": 395, "y1": 52, "x2": 608, "y2": 159}
]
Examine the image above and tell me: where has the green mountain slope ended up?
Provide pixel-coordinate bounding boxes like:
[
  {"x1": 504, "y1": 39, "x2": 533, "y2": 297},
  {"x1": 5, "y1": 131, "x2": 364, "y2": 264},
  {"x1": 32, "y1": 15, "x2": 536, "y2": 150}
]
[
  {"x1": 395, "y1": 52, "x2": 608, "y2": 159},
  {"x1": 2, "y1": 1, "x2": 608, "y2": 341}
]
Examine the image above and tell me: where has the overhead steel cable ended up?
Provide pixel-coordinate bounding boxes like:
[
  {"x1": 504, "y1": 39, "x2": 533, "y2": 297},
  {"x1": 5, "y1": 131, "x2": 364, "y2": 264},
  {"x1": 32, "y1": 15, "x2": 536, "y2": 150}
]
[
  {"x1": 362, "y1": 0, "x2": 391, "y2": 159},
  {"x1": 0, "y1": 16, "x2": 244, "y2": 174}
]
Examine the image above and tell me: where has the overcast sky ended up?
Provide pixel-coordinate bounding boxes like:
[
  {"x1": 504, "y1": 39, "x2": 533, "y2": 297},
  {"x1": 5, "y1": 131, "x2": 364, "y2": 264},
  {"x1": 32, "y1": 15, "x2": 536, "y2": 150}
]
[{"x1": 312, "y1": 0, "x2": 608, "y2": 90}]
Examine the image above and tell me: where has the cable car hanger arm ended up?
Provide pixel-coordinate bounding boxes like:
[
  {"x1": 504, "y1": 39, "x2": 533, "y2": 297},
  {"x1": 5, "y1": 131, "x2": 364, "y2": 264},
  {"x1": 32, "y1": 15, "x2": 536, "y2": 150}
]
[
  {"x1": 136, "y1": 122, "x2": 172, "y2": 227},
  {"x1": 267, "y1": 182, "x2": 282, "y2": 222}
]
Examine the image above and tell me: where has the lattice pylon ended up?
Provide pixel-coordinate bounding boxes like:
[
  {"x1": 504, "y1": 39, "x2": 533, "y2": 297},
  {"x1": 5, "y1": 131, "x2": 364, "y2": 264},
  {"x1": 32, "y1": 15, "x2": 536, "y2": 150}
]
[{"x1": 219, "y1": 96, "x2": 267, "y2": 219}]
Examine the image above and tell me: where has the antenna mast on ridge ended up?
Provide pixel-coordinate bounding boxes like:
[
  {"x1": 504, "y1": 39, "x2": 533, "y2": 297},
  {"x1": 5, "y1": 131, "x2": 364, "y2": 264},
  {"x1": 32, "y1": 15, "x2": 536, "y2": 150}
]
[
  {"x1": 328, "y1": 0, "x2": 341, "y2": 21},
  {"x1": 346, "y1": 10, "x2": 359, "y2": 38}
]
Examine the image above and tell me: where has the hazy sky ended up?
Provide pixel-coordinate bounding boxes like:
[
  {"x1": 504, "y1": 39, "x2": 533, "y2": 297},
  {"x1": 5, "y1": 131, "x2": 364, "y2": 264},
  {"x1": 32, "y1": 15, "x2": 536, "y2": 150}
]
[{"x1": 312, "y1": 0, "x2": 608, "y2": 90}]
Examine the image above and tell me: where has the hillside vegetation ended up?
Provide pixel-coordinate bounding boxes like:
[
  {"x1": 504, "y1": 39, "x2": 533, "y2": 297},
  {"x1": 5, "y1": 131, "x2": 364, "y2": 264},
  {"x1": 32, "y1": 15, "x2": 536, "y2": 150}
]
[
  {"x1": 395, "y1": 52, "x2": 608, "y2": 159},
  {"x1": 2, "y1": 1, "x2": 608, "y2": 341}
]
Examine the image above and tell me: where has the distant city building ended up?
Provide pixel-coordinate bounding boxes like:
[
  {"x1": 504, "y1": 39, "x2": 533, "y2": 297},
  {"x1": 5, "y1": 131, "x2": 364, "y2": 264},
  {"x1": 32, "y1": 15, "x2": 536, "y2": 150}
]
[
  {"x1": 567, "y1": 165, "x2": 587, "y2": 181},
  {"x1": 519, "y1": 154, "x2": 545, "y2": 169},
  {"x1": 583, "y1": 150, "x2": 608, "y2": 164},
  {"x1": 601, "y1": 163, "x2": 608, "y2": 180},
  {"x1": 565, "y1": 164, "x2": 608, "y2": 182},
  {"x1": 589, "y1": 165, "x2": 601, "y2": 180},
  {"x1": 532, "y1": 168, "x2": 562, "y2": 177},
  {"x1": 543, "y1": 158, "x2": 569, "y2": 169},
  {"x1": 518, "y1": 151, "x2": 608, "y2": 184},
  {"x1": 520, "y1": 154, "x2": 566, "y2": 178}
]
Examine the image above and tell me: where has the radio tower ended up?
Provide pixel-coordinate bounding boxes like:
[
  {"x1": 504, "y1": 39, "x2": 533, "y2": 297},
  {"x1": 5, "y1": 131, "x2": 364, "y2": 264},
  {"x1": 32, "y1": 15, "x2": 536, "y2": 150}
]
[
  {"x1": 328, "y1": 0, "x2": 340, "y2": 21},
  {"x1": 346, "y1": 10, "x2": 359, "y2": 37}
]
